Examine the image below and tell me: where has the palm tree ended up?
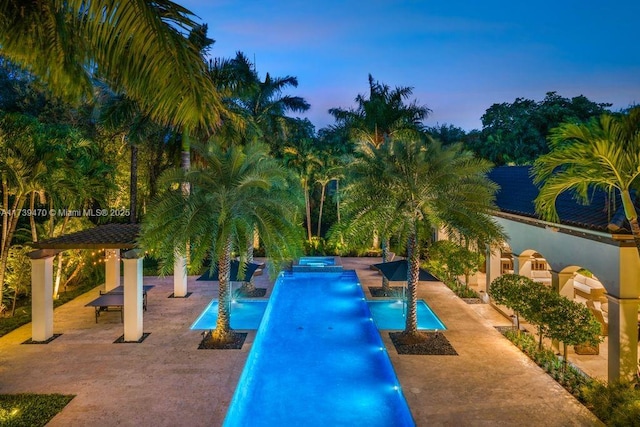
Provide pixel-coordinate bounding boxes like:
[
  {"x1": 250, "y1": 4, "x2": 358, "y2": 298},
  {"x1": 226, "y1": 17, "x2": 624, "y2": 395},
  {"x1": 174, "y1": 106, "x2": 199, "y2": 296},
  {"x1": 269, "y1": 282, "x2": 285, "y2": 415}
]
[
  {"x1": 328, "y1": 142, "x2": 402, "y2": 294},
  {"x1": 241, "y1": 72, "x2": 311, "y2": 155},
  {"x1": 364, "y1": 136, "x2": 505, "y2": 338},
  {"x1": 533, "y1": 107, "x2": 640, "y2": 257},
  {"x1": 140, "y1": 142, "x2": 303, "y2": 344},
  {"x1": 315, "y1": 161, "x2": 344, "y2": 238},
  {"x1": 0, "y1": 113, "x2": 54, "y2": 307},
  {"x1": 283, "y1": 138, "x2": 323, "y2": 243},
  {"x1": 329, "y1": 74, "x2": 430, "y2": 149},
  {"x1": 97, "y1": 88, "x2": 172, "y2": 223},
  {"x1": 0, "y1": 0, "x2": 222, "y2": 130}
]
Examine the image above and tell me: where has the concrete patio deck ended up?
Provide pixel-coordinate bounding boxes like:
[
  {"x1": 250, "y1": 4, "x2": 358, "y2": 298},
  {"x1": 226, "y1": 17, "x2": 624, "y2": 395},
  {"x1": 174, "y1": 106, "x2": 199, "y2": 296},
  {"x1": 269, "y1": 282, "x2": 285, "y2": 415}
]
[{"x1": 0, "y1": 257, "x2": 601, "y2": 426}]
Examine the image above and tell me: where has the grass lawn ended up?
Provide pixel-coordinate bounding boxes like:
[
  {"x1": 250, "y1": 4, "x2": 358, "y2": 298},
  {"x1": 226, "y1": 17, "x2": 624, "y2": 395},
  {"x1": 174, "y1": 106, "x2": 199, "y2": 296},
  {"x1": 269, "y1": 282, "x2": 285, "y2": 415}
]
[{"x1": 0, "y1": 394, "x2": 74, "y2": 426}]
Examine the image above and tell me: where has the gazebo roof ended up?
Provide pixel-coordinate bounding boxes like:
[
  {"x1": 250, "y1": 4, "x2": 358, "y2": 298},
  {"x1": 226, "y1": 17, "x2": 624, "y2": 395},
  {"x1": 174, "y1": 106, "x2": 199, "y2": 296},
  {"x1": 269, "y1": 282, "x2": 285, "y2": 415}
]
[{"x1": 30, "y1": 223, "x2": 140, "y2": 250}]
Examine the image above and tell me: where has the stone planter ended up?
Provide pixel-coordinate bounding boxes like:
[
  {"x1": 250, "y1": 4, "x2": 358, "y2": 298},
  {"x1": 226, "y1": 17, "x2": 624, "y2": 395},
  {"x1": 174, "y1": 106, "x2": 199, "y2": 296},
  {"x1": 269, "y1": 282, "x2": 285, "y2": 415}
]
[{"x1": 574, "y1": 343, "x2": 599, "y2": 355}]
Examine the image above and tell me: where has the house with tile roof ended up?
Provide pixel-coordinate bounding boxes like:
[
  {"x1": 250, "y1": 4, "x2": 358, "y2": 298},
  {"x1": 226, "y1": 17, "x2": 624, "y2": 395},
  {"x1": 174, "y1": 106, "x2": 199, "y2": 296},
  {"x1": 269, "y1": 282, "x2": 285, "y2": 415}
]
[{"x1": 481, "y1": 166, "x2": 640, "y2": 382}]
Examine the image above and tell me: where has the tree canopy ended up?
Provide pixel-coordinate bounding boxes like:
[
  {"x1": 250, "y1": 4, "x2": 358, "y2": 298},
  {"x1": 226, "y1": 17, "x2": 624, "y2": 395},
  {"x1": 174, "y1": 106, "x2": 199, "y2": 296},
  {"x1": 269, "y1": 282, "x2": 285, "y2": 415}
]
[{"x1": 467, "y1": 92, "x2": 611, "y2": 165}]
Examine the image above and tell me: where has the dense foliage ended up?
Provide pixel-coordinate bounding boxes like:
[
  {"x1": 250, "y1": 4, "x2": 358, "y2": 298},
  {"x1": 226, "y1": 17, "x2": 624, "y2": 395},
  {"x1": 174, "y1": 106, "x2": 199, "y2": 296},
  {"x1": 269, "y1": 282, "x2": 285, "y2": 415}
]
[
  {"x1": 469, "y1": 92, "x2": 611, "y2": 165},
  {"x1": 491, "y1": 274, "x2": 601, "y2": 360}
]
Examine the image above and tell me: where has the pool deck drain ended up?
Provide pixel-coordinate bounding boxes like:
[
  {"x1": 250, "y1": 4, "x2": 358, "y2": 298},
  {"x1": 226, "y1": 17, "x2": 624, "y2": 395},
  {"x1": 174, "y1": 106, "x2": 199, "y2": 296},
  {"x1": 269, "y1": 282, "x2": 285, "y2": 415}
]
[{"x1": 0, "y1": 257, "x2": 599, "y2": 426}]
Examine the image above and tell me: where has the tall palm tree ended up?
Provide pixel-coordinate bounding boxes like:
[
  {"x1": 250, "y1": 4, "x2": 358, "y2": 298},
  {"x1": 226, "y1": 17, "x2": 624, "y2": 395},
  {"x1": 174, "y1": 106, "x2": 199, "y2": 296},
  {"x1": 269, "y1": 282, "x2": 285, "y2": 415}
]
[
  {"x1": 315, "y1": 161, "x2": 344, "y2": 238},
  {"x1": 0, "y1": 0, "x2": 222, "y2": 130},
  {"x1": 140, "y1": 142, "x2": 303, "y2": 344},
  {"x1": 330, "y1": 75, "x2": 430, "y2": 251},
  {"x1": 329, "y1": 74, "x2": 430, "y2": 149},
  {"x1": 241, "y1": 72, "x2": 311, "y2": 155},
  {"x1": 283, "y1": 138, "x2": 322, "y2": 243},
  {"x1": 533, "y1": 107, "x2": 640, "y2": 257},
  {"x1": 365, "y1": 136, "x2": 505, "y2": 338}
]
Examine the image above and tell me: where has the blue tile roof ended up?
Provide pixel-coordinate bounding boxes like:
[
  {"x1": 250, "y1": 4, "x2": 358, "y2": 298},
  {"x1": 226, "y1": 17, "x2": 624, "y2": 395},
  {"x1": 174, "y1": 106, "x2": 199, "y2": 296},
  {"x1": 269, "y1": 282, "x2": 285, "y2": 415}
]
[{"x1": 487, "y1": 166, "x2": 626, "y2": 233}]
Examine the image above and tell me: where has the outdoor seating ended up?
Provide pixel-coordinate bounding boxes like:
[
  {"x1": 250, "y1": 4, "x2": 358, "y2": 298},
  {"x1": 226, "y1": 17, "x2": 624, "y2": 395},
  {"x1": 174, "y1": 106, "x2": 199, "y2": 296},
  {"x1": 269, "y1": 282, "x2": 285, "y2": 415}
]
[
  {"x1": 586, "y1": 300, "x2": 608, "y2": 336},
  {"x1": 572, "y1": 274, "x2": 606, "y2": 301},
  {"x1": 530, "y1": 269, "x2": 552, "y2": 284}
]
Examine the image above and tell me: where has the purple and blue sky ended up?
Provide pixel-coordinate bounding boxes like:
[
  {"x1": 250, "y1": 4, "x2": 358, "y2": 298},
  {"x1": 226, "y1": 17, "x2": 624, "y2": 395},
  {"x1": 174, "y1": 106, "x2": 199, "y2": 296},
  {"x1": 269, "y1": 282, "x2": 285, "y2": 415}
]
[{"x1": 179, "y1": 0, "x2": 640, "y2": 131}]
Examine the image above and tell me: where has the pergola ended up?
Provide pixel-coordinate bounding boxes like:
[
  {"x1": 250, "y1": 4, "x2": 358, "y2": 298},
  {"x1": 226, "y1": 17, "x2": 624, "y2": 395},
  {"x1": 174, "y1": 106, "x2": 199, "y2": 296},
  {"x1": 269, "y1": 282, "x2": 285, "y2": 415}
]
[{"x1": 27, "y1": 223, "x2": 188, "y2": 343}]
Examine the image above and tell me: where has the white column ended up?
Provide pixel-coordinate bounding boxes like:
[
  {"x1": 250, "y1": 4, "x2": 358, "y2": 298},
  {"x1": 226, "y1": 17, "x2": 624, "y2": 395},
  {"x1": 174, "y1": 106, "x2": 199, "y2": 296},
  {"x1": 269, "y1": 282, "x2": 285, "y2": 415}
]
[
  {"x1": 31, "y1": 256, "x2": 54, "y2": 342},
  {"x1": 104, "y1": 249, "x2": 121, "y2": 292},
  {"x1": 173, "y1": 254, "x2": 188, "y2": 297},
  {"x1": 123, "y1": 256, "x2": 143, "y2": 342}
]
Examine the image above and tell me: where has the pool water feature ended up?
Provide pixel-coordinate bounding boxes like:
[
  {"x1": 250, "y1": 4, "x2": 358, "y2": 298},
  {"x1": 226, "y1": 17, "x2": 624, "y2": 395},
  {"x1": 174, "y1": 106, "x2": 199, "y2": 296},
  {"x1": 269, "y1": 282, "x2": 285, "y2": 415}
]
[
  {"x1": 369, "y1": 300, "x2": 446, "y2": 330},
  {"x1": 223, "y1": 271, "x2": 416, "y2": 426},
  {"x1": 191, "y1": 299, "x2": 446, "y2": 331},
  {"x1": 190, "y1": 300, "x2": 268, "y2": 330},
  {"x1": 292, "y1": 256, "x2": 343, "y2": 272}
]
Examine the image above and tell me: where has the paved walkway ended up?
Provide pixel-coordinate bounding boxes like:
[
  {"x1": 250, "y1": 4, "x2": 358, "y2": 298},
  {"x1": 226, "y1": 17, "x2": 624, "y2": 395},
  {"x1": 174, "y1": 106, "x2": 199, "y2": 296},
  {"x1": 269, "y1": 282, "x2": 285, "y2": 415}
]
[{"x1": 0, "y1": 258, "x2": 601, "y2": 426}]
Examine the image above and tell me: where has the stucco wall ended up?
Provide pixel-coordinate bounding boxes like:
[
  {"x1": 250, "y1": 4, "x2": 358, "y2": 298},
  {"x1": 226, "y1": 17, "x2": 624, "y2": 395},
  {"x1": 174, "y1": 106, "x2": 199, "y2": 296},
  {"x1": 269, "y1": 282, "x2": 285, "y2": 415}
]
[{"x1": 495, "y1": 216, "x2": 640, "y2": 298}]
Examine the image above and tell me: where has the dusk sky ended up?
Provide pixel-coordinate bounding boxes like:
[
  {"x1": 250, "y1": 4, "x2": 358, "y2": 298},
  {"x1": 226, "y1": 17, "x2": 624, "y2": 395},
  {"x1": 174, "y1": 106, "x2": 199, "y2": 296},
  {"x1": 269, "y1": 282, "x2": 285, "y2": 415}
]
[{"x1": 179, "y1": 0, "x2": 640, "y2": 131}]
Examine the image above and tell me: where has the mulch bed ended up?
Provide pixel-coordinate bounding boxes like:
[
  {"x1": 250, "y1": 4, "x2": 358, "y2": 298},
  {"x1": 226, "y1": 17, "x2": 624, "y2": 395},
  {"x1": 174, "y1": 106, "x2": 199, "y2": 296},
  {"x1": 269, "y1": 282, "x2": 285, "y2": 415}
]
[
  {"x1": 198, "y1": 331, "x2": 247, "y2": 350},
  {"x1": 234, "y1": 287, "x2": 267, "y2": 298},
  {"x1": 22, "y1": 334, "x2": 63, "y2": 345},
  {"x1": 114, "y1": 332, "x2": 151, "y2": 344},
  {"x1": 389, "y1": 331, "x2": 458, "y2": 355},
  {"x1": 369, "y1": 286, "x2": 404, "y2": 297},
  {"x1": 461, "y1": 297, "x2": 483, "y2": 304}
]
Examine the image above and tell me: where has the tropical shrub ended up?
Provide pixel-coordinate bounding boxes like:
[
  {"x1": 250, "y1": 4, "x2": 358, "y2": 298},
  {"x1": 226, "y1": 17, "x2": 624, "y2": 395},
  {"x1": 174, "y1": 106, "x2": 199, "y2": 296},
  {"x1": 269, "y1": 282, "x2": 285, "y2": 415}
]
[
  {"x1": 425, "y1": 239, "x2": 484, "y2": 287},
  {"x1": 503, "y1": 329, "x2": 640, "y2": 425},
  {"x1": 545, "y1": 296, "x2": 602, "y2": 365},
  {"x1": 583, "y1": 380, "x2": 640, "y2": 426},
  {"x1": 490, "y1": 274, "x2": 539, "y2": 329},
  {"x1": 490, "y1": 274, "x2": 602, "y2": 357}
]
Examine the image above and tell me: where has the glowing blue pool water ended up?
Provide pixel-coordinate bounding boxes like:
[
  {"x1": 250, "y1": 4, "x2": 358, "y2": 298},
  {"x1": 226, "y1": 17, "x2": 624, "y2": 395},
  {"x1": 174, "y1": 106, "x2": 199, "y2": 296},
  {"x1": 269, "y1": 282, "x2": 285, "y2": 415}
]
[
  {"x1": 223, "y1": 271, "x2": 415, "y2": 426},
  {"x1": 293, "y1": 256, "x2": 343, "y2": 272},
  {"x1": 191, "y1": 299, "x2": 446, "y2": 331},
  {"x1": 190, "y1": 300, "x2": 268, "y2": 330},
  {"x1": 369, "y1": 300, "x2": 447, "y2": 331},
  {"x1": 298, "y1": 256, "x2": 336, "y2": 266}
]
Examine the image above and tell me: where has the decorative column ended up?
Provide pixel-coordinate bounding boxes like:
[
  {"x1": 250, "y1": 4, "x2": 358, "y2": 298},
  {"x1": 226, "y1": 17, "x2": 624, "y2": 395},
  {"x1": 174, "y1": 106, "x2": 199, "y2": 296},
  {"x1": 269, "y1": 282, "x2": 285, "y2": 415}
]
[
  {"x1": 122, "y1": 252, "x2": 144, "y2": 342},
  {"x1": 104, "y1": 249, "x2": 121, "y2": 292},
  {"x1": 485, "y1": 246, "x2": 501, "y2": 293},
  {"x1": 31, "y1": 256, "x2": 54, "y2": 342},
  {"x1": 549, "y1": 270, "x2": 559, "y2": 292},
  {"x1": 511, "y1": 256, "x2": 519, "y2": 276},
  {"x1": 557, "y1": 271, "x2": 574, "y2": 299},
  {"x1": 173, "y1": 254, "x2": 188, "y2": 297},
  {"x1": 607, "y1": 295, "x2": 640, "y2": 382},
  {"x1": 517, "y1": 255, "x2": 531, "y2": 277}
]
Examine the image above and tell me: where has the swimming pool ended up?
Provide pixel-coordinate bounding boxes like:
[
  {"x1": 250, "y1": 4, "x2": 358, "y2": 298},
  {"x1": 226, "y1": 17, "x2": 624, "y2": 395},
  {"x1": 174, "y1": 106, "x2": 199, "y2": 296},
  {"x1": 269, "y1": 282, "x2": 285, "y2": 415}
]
[
  {"x1": 293, "y1": 256, "x2": 343, "y2": 272},
  {"x1": 191, "y1": 299, "x2": 446, "y2": 331},
  {"x1": 190, "y1": 300, "x2": 268, "y2": 330},
  {"x1": 223, "y1": 271, "x2": 415, "y2": 426}
]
